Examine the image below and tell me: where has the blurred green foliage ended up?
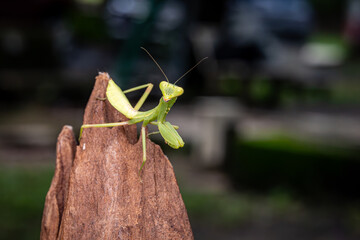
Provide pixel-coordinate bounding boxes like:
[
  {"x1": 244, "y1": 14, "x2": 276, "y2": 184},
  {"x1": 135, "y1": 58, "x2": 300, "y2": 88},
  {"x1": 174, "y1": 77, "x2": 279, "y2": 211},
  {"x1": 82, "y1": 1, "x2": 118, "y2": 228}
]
[
  {"x1": 219, "y1": 74, "x2": 243, "y2": 96},
  {"x1": 183, "y1": 191, "x2": 252, "y2": 226},
  {"x1": 331, "y1": 79, "x2": 360, "y2": 105},
  {"x1": 67, "y1": 11, "x2": 109, "y2": 42},
  {"x1": 225, "y1": 136, "x2": 360, "y2": 199},
  {"x1": 219, "y1": 71, "x2": 360, "y2": 107},
  {"x1": 309, "y1": 33, "x2": 349, "y2": 54},
  {"x1": 0, "y1": 165, "x2": 53, "y2": 240}
]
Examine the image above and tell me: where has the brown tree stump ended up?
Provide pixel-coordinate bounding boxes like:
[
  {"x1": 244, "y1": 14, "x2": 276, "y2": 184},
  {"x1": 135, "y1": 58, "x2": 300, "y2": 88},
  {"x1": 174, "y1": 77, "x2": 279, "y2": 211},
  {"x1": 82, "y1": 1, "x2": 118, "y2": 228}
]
[{"x1": 41, "y1": 73, "x2": 193, "y2": 240}]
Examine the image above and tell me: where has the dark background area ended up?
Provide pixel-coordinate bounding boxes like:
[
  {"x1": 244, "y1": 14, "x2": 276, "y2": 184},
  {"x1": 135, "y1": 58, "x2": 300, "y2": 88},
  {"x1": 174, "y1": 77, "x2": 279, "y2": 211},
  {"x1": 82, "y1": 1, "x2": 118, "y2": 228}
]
[{"x1": 1, "y1": 0, "x2": 360, "y2": 239}]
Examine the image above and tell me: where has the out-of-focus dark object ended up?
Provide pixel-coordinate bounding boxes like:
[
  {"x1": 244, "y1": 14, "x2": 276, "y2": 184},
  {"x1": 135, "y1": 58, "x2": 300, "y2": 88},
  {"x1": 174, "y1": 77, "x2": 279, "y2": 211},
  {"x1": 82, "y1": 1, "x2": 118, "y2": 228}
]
[
  {"x1": 105, "y1": 0, "x2": 185, "y2": 40},
  {"x1": 0, "y1": 0, "x2": 72, "y2": 69},
  {"x1": 216, "y1": 0, "x2": 313, "y2": 63},
  {"x1": 0, "y1": 0, "x2": 76, "y2": 109},
  {"x1": 344, "y1": 0, "x2": 360, "y2": 55},
  {"x1": 213, "y1": 0, "x2": 344, "y2": 107},
  {"x1": 0, "y1": 0, "x2": 71, "y2": 20},
  {"x1": 224, "y1": 131, "x2": 360, "y2": 200},
  {"x1": 252, "y1": 0, "x2": 312, "y2": 42},
  {"x1": 104, "y1": 0, "x2": 191, "y2": 91}
]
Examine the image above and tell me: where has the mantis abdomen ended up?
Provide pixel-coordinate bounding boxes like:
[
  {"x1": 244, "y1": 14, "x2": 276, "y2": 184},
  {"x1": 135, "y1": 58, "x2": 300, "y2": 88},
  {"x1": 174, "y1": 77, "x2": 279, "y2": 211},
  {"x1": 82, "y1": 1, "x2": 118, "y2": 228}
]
[{"x1": 106, "y1": 80, "x2": 139, "y2": 119}]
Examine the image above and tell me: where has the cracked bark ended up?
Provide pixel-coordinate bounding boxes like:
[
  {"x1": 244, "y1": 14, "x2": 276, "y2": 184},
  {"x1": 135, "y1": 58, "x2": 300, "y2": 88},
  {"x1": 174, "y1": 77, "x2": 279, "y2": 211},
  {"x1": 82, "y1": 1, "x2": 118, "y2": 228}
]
[{"x1": 40, "y1": 73, "x2": 193, "y2": 240}]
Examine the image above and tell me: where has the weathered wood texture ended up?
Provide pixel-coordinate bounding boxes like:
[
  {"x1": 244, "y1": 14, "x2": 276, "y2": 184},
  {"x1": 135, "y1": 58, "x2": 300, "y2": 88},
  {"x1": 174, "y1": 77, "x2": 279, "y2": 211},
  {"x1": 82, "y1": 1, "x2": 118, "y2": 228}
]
[
  {"x1": 41, "y1": 125, "x2": 76, "y2": 239},
  {"x1": 41, "y1": 73, "x2": 193, "y2": 240}
]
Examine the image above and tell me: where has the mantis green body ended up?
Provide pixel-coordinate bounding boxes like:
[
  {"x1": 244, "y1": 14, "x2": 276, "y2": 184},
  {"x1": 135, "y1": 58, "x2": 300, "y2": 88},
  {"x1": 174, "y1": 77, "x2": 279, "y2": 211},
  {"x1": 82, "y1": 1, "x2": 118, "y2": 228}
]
[{"x1": 80, "y1": 48, "x2": 207, "y2": 173}]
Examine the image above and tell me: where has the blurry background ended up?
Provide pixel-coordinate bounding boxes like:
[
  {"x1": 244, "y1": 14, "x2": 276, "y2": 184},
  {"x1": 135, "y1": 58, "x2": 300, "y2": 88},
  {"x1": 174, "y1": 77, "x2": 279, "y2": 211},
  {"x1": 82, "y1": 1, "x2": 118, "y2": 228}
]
[{"x1": 1, "y1": 0, "x2": 360, "y2": 239}]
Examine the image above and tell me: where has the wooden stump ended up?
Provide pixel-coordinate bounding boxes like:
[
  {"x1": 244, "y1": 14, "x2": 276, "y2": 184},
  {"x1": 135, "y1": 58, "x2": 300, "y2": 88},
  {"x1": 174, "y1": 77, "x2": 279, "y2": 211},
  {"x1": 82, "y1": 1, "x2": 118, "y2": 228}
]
[{"x1": 41, "y1": 73, "x2": 193, "y2": 240}]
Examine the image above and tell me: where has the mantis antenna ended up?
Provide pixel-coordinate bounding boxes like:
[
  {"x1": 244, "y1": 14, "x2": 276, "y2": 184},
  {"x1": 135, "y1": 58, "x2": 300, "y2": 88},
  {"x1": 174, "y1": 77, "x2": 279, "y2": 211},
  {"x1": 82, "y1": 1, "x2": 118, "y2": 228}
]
[
  {"x1": 173, "y1": 57, "x2": 208, "y2": 85},
  {"x1": 141, "y1": 47, "x2": 169, "y2": 82}
]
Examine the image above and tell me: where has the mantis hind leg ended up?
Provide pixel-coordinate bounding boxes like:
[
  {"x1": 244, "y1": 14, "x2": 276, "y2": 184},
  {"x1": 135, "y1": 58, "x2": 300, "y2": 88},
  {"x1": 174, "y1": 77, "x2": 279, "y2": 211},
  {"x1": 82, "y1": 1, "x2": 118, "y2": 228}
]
[
  {"x1": 139, "y1": 126, "x2": 147, "y2": 174},
  {"x1": 79, "y1": 121, "x2": 130, "y2": 140}
]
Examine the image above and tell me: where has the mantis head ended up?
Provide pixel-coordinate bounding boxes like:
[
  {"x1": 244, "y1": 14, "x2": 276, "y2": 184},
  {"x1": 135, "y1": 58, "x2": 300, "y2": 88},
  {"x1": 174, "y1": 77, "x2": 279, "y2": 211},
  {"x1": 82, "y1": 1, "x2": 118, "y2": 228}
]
[{"x1": 160, "y1": 81, "x2": 184, "y2": 102}]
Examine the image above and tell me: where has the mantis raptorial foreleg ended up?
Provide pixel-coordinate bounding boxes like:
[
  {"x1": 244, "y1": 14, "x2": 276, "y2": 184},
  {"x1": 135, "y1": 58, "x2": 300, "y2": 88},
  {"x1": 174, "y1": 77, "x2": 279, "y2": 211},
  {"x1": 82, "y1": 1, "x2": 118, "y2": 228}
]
[{"x1": 147, "y1": 122, "x2": 179, "y2": 137}]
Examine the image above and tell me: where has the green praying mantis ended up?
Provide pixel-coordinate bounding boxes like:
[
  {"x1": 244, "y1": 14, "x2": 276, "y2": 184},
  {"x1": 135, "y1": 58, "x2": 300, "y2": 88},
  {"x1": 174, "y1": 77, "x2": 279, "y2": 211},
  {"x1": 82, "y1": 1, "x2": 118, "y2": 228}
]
[{"x1": 79, "y1": 47, "x2": 207, "y2": 173}]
